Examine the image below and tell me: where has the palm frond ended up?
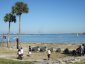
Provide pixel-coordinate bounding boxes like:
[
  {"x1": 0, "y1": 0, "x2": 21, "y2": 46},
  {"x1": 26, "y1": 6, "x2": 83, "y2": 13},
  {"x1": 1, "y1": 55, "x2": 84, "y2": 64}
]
[{"x1": 12, "y1": 2, "x2": 29, "y2": 15}]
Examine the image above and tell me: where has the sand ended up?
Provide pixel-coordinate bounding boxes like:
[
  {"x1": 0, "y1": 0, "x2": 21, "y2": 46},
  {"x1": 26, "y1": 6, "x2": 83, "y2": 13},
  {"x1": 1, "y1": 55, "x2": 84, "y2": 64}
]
[{"x1": 0, "y1": 42, "x2": 85, "y2": 64}]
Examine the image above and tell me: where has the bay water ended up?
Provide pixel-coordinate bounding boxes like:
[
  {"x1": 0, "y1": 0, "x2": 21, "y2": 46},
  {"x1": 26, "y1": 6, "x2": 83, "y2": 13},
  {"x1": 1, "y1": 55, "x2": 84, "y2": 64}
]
[{"x1": 0, "y1": 34, "x2": 85, "y2": 43}]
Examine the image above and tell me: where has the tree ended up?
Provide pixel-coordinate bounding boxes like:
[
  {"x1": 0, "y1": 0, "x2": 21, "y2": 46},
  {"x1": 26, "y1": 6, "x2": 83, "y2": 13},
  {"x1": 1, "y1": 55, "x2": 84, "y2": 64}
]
[
  {"x1": 12, "y1": 2, "x2": 29, "y2": 49},
  {"x1": 4, "y1": 13, "x2": 16, "y2": 48}
]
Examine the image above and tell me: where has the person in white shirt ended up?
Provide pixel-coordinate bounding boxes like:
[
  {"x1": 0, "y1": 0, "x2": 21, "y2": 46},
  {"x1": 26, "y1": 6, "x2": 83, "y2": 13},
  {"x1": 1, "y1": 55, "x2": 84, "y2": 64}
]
[
  {"x1": 81, "y1": 44, "x2": 84, "y2": 56},
  {"x1": 21, "y1": 47, "x2": 23, "y2": 55},
  {"x1": 18, "y1": 49, "x2": 21, "y2": 55},
  {"x1": 17, "y1": 47, "x2": 23, "y2": 60},
  {"x1": 17, "y1": 49, "x2": 22, "y2": 59},
  {"x1": 47, "y1": 49, "x2": 51, "y2": 60}
]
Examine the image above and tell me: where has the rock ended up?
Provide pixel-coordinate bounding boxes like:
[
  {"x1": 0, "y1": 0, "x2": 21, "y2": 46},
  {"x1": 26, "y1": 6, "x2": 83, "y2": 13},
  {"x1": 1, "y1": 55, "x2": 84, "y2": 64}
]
[
  {"x1": 56, "y1": 48, "x2": 61, "y2": 53},
  {"x1": 31, "y1": 46, "x2": 39, "y2": 52},
  {"x1": 39, "y1": 46, "x2": 47, "y2": 52}
]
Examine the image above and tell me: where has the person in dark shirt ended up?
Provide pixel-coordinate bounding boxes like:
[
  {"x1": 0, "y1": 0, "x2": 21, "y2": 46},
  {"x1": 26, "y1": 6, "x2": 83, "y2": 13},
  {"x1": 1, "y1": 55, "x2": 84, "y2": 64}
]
[
  {"x1": 16, "y1": 37, "x2": 19, "y2": 49},
  {"x1": 28, "y1": 46, "x2": 32, "y2": 56}
]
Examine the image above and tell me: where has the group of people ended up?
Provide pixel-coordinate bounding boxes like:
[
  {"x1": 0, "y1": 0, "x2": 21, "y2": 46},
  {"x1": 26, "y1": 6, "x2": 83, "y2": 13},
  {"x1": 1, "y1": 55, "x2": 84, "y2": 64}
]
[
  {"x1": 17, "y1": 46, "x2": 51, "y2": 60},
  {"x1": 28, "y1": 46, "x2": 51, "y2": 60},
  {"x1": 63, "y1": 44, "x2": 85, "y2": 56},
  {"x1": 71, "y1": 44, "x2": 85, "y2": 56}
]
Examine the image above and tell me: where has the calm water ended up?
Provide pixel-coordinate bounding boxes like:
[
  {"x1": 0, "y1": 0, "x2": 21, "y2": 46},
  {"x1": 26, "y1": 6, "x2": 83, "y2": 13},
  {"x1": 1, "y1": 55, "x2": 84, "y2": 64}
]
[{"x1": 0, "y1": 34, "x2": 85, "y2": 43}]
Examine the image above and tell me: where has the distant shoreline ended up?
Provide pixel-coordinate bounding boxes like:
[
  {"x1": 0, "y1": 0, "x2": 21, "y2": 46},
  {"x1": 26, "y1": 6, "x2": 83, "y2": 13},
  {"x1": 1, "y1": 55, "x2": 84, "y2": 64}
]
[
  {"x1": 0, "y1": 42, "x2": 85, "y2": 44},
  {"x1": 0, "y1": 33, "x2": 85, "y2": 35},
  {"x1": 21, "y1": 42, "x2": 85, "y2": 44}
]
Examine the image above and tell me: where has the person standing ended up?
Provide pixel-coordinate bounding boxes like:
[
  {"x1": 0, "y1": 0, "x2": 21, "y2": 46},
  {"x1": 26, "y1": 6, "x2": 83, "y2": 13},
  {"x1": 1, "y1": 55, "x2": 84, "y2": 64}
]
[
  {"x1": 28, "y1": 46, "x2": 32, "y2": 56},
  {"x1": 16, "y1": 37, "x2": 19, "y2": 49},
  {"x1": 82, "y1": 44, "x2": 85, "y2": 55},
  {"x1": 47, "y1": 49, "x2": 51, "y2": 60},
  {"x1": 80, "y1": 44, "x2": 84, "y2": 56},
  {"x1": 2, "y1": 34, "x2": 6, "y2": 47}
]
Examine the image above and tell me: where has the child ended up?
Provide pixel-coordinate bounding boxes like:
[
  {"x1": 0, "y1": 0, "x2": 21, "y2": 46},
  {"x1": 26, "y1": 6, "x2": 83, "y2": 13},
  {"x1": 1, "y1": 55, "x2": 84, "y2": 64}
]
[
  {"x1": 47, "y1": 49, "x2": 51, "y2": 60},
  {"x1": 28, "y1": 46, "x2": 32, "y2": 56}
]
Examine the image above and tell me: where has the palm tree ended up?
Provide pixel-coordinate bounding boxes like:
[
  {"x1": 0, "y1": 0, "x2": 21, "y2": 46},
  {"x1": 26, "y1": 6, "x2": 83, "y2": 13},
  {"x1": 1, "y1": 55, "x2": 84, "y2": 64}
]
[
  {"x1": 4, "y1": 13, "x2": 16, "y2": 48},
  {"x1": 12, "y1": 2, "x2": 29, "y2": 49}
]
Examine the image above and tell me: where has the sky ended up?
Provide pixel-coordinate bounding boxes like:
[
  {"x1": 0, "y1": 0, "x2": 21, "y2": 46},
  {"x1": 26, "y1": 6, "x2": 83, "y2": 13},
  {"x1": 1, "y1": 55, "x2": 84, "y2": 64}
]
[{"x1": 0, "y1": 0, "x2": 85, "y2": 34}]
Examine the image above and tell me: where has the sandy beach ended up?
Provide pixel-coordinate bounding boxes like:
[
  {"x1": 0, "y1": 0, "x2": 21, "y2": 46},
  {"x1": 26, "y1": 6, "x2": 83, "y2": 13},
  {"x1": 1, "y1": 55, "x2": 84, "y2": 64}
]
[
  {"x1": 0, "y1": 42, "x2": 85, "y2": 64},
  {"x1": 0, "y1": 43, "x2": 83, "y2": 61}
]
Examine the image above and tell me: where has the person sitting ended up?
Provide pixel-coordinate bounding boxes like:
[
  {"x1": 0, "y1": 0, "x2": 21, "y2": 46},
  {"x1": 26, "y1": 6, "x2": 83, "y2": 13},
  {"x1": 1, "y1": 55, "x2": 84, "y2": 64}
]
[
  {"x1": 20, "y1": 47, "x2": 24, "y2": 56},
  {"x1": 17, "y1": 49, "x2": 22, "y2": 60}
]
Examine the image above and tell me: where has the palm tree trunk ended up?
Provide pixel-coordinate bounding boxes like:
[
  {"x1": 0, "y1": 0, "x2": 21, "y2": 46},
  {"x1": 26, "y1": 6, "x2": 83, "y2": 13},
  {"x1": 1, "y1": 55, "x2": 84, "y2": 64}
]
[
  {"x1": 17, "y1": 15, "x2": 21, "y2": 49},
  {"x1": 19, "y1": 15, "x2": 21, "y2": 40},
  {"x1": 8, "y1": 22, "x2": 10, "y2": 48}
]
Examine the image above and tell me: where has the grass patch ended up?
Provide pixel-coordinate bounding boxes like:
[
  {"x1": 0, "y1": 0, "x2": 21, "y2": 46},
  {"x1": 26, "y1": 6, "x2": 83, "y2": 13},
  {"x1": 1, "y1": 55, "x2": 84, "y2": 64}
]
[
  {"x1": 71, "y1": 62, "x2": 85, "y2": 64},
  {"x1": 69, "y1": 61, "x2": 85, "y2": 64},
  {"x1": 0, "y1": 58, "x2": 33, "y2": 64},
  {"x1": 74, "y1": 62, "x2": 85, "y2": 64},
  {"x1": 0, "y1": 47, "x2": 17, "y2": 54}
]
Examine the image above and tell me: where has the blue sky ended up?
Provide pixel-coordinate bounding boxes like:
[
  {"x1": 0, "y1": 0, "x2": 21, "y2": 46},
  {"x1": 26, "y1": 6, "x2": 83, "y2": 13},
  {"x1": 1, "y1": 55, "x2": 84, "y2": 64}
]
[{"x1": 0, "y1": 0, "x2": 85, "y2": 34}]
